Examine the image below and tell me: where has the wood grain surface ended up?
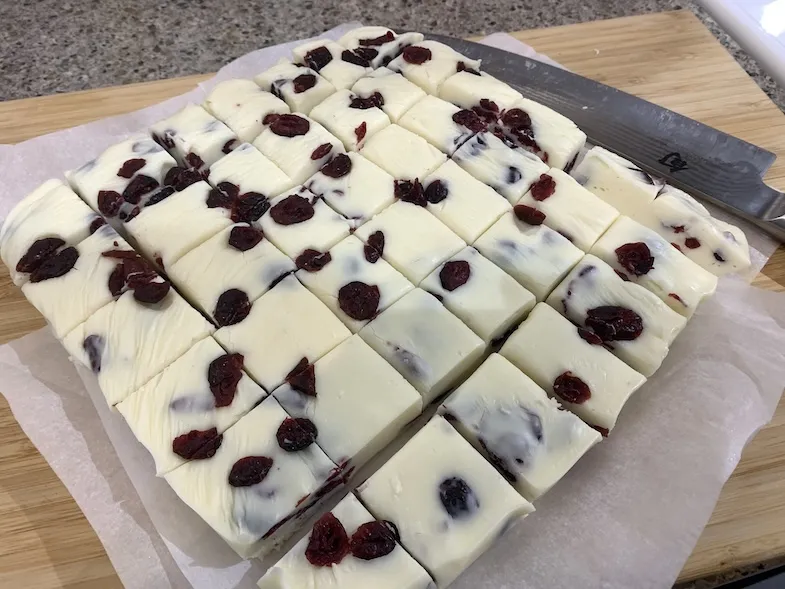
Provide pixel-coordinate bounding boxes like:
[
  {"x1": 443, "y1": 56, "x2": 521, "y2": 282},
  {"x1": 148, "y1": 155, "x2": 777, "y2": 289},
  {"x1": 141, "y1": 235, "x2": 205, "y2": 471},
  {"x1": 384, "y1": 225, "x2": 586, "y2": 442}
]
[{"x1": 1, "y1": 10, "x2": 784, "y2": 588}]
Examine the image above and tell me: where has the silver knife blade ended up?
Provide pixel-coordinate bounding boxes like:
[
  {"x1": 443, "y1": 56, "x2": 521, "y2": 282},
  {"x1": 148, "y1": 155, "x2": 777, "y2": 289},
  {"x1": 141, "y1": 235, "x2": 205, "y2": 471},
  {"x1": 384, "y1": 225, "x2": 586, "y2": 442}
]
[{"x1": 425, "y1": 33, "x2": 785, "y2": 241}]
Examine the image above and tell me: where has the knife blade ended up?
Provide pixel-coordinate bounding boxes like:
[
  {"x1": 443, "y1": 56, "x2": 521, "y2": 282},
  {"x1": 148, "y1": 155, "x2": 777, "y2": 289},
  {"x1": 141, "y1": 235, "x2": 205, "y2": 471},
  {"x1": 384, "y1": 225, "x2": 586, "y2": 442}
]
[{"x1": 425, "y1": 33, "x2": 785, "y2": 242}]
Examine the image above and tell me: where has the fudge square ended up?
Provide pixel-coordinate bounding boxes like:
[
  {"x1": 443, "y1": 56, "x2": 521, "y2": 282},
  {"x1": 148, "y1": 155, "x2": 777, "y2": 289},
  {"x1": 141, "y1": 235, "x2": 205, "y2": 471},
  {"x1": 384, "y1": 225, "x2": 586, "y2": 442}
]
[
  {"x1": 309, "y1": 88, "x2": 391, "y2": 151},
  {"x1": 440, "y1": 353, "x2": 601, "y2": 500},
  {"x1": 273, "y1": 335, "x2": 423, "y2": 471},
  {"x1": 165, "y1": 395, "x2": 338, "y2": 558},
  {"x1": 501, "y1": 303, "x2": 647, "y2": 435},
  {"x1": 214, "y1": 274, "x2": 350, "y2": 391},
  {"x1": 358, "y1": 288, "x2": 485, "y2": 404},
  {"x1": 387, "y1": 40, "x2": 481, "y2": 95},
  {"x1": 359, "y1": 124, "x2": 446, "y2": 182},
  {"x1": 254, "y1": 61, "x2": 336, "y2": 115},
  {"x1": 398, "y1": 94, "x2": 486, "y2": 156},
  {"x1": 357, "y1": 415, "x2": 534, "y2": 588},
  {"x1": 208, "y1": 141, "x2": 295, "y2": 201},
  {"x1": 258, "y1": 493, "x2": 434, "y2": 589},
  {"x1": 439, "y1": 70, "x2": 523, "y2": 113},
  {"x1": 337, "y1": 26, "x2": 425, "y2": 69},
  {"x1": 204, "y1": 78, "x2": 290, "y2": 143},
  {"x1": 351, "y1": 67, "x2": 427, "y2": 122},
  {"x1": 117, "y1": 337, "x2": 267, "y2": 474},
  {"x1": 292, "y1": 39, "x2": 372, "y2": 90}
]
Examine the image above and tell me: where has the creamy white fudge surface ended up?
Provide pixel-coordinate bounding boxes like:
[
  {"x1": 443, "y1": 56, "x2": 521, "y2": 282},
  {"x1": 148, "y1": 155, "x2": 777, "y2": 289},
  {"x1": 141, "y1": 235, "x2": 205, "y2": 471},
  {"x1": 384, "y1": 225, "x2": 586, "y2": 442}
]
[
  {"x1": 254, "y1": 61, "x2": 337, "y2": 115},
  {"x1": 62, "y1": 288, "x2": 213, "y2": 406},
  {"x1": 204, "y1": 79, "x2": 291, "y2": 143},
  {"x1": 360, "y1": 124, "x2": 446, "y2": 181},
  {"x1": 117, "y1": 337, "x2": 268, "y2": 474},
  {"x1": 337, "y1": 27, "x2": 425, "y2": 69},
  {"x1": 590, "y1": 216, "x2": 718, "y2": 317},
  {"x1": 359, "y1": 289, "x2": 485, "y2": 404},
  {"x1": 304, "y1": 152, "x2": 395, "y2": 224},
  {"x1": 440, "y1": 353, "x2": 601, "y2": 499},
  {"x1": 388, "y1": 40, "x2": 481, "y2": 95},
  {"x1": 292, "y1": 39, "x2": 372, "y2": 90},
  {"x1": 474, "y1": 210, "x2": 584, "y2": 301},
  {"x1": 208, "y1": 142, "x2": 295, "y2": 200},
  {"x1": 399, "y1": 94, "x2": 486, "y2": 156},
  {"x1": 421, "y1": 247, "x2": 535, "y2": 344},
  {"x1": 354, "y1": 200, "x2": 466, "y2": 285},
  {"x1": 421, "y1": 159, "x2": 511, "y2": 243},
  {"x1": 501, "y1": 303, "x2": 647, "y2": 434},
  {"x1": 253, "y1": 114, "x2": 345, "y2": 185},
  {"x1": 296, "y1": 234, "x2": 414, "y2": 332},
  {"x1": 309, "y1": 89, "x2": 391, "y2": 151},
  {"x1": 258, "y1": 493, "x2": 435, "y2": 589},
  {"x1": 546, "y1": 254, "x2": 687, "y2": 377},
  {"x1": 273, "y1": 335, "x2": 422, "y2": 470},
  {"x1": 165, "y1": 395, "x2": 338, "y2": 558},
  {"x1": 351, "y1": 67, "x2": 427, "y2": 122},
  {"x1": 1, "y1": 179, "x2": 103, "y2": 286},
  {"x1": 438, "y1": 70, "x2": 523, "y2": 113},
  {"x1": 517, "y1": 168, "x2": 620, "y2": 251},
  {"x1": 452, "y1": 131, "x2": 550, "y2": 204},
  {"x1": 214, "y1": 275, "x2": 350, "y2": 391},
  {"x1": 357, "y1": 415, "x2": 533, "y2": 588}
]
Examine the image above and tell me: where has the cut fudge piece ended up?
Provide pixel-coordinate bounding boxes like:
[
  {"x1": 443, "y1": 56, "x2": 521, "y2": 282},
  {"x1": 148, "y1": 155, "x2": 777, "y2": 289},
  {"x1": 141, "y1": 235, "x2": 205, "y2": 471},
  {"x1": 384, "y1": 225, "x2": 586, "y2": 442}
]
[
  {"x1": 214, "y1": 274, "x2": 350, "y2": 391},
  {"x1": 0, "y1": 179, "x2": 103, "y2": 286},
  {"x1": 516, "y1": 168, "x2": 619, "y2": 251},
  {"x1": 304, "y1": 152, "x2": 395, "y2": 224},
  {"x1": 62, "y1": 287, "x2": 213, "y2": 406},
  {"x1": 168, "y1": 223, "x2": 295, "y2": 326},
  {"x1": 474, "y1": 210, "x2": 584, "y2": 301},
  {"x1": 501, "y1": 303, "x2": 647, "y2": 435},
  {"x1": 354, "y1": 200, "x2": 465, "y2": 284},
  {"x1": 309, "y1": 89, "x2": 391, "y2": 151},
  {"x1": 388, "y1": 40, "x2": 481, "y2": 95},
  {"x1": 399, "y1": 94, "x2": 486, "y2": 156},
  {"x1": 292, "y1": 39, "x2": 372, "y2": 90},
  {"x1": 440, "y1": 353, "x2": 601, "y2": 499},
  {"x1": 421, "y1": 159, "x2": 511, "y2": 243},
  {"x1": 260, "y1": 187, "x2": 352, "y2": 260},
  {"x1": 421, "y1": 247, "x2": 535, "y2": 344},
  {"x1": 296, "y1": 234, "x2": 414, "y2": 332},
  {"x1": 273, "y1": 335, "x2": 422, "y2": 471},
  {"x1": 360, "y1": 124, "x2": 446, "y2": 182},
  {"x1": 545, "y1": 254, "x2": 687, "y2": 376},
  {"x1": 351, "y1": 67, "x2": 427, "y2": 122},
  {"x1": 590, "y1": 216, "x2": 718, "y2": 317},
  {"x1": 452, "y1": 132, "x2": 549, "y2": 204},
  {"x1": 359, "y1": 289, "x2": 484, "y2": 403},
  {"x1": 439, "y1": 70, "x2": 523, "y2": 114},
  {"x1": 253, "y1": 113, "x2": 345, "y2": 185},
  {"x1": 208, "y1": 142, "x2": 295, "y2": 201},
  {"x1": 203, "y1": 78, "x2": 290, "y2": 143},
  {"x1": 357, "y1": 415, "x2": 533, "y2": 587},
  {"x1": 337, "y1": 26, "x2": 424, "y2": 68},
  {"x1": 258, "y1": 493, "x2": 434, "y2": 589},
  {"x1": 165, "y1": 395, "x2": 339, "y2": 558},
  {"x1": 254, "y1": 61, "x2": 336, "y2": 115},
  {"x1": 117, "y1": 337, "x2": 267, "y2": 474}
]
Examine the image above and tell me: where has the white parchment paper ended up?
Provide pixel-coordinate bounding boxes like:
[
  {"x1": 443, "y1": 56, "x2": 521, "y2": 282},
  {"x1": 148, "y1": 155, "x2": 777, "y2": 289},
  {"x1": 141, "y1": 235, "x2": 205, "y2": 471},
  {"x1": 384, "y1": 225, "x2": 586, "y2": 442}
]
[{"x1": 2, "y1": 26, "x2": 785, "y2": 589}]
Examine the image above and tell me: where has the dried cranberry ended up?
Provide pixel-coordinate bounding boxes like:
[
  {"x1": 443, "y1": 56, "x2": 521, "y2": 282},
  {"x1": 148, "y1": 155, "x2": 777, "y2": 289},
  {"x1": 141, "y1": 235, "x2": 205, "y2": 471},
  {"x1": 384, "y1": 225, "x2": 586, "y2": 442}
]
[
  {"x1": 713, "y1": 251, "x2": 725, "y2": 262},
  {"x1": 304, "y1": 46, "x2": 333, "y2": 71},
  {"x1": 295, "y1": 249, "x2": 332, "y2": 272},
  {"x1": 349, "y1": 92, "x2": 384, "y2": 110},
  {"x1": 364, "y1": 231, "x2": 384, "y2": 262},
  {"x1": 530, "y1": 174, "x2": 556, "y2": 201},
  {"x1": 321, "y1": 153, "x2": 352, "y2": 178},
  {"x1": 585, "y1": 306, "x2": 643, "y2": 342},
  {"x1": 311, "y1": 143, "x2": 333, "y2": 161},
  {"x1": 671, "y1": 225, "x2": 685, "y2": 234},
  {"x1": 269, "y1": 114, "x2": 310, "y2": 137},
  {"x1": 117, "y1": 158, "x2": 146, "y2": 178},
  {"x1": 172, "y1": 428, "x2": 222, "y2": 459},
  {"x1": 577, "y1": 326, "x2": 603, "y2": 345},
  {"x1": 263, "y1": 113, "x2": 280, "y2": 125},
  {"x1": 338, "y1": 281, "x2": 380, "y2": 320},
  {"x1": 82, "y1": 334, "x2": 104, "y2": 373},
  {"x1": 354, "y1": 47, "x2": 379, "y2": 62},
  {"x1": 206, "y1": 187, "x2": 234, "y2": 210},
  {"x1": 424, "y1": 179, "x2": 448, "y2": 204},
  {"x1": 16, "y1": 237, "x2": 65, "y2": 273},
  {"x1": 614, "y1": 269, "x2": 630, "y2": 282},
  {"x1": 350, "y1": 521, "x2": 397, "y2": 560},
  {"x1": 173, "y1": 168, "x2": 202, "y2": 191},
  {"x1": 439, "y1": 260, "x2": 471, "y2": 291},
  {"x1": 270, "y1": 195, "x2": 315, "y2": 225},
  {"x1": 457, "y1": 61, "x2": 481, "y2": 75},
  {"x1": 507, "y1": 166, "x2": 522, "y2": 184},
  {"x1": 354, "y1": 122, "x2": 367, "y2": 144},
  {"x1": 305, "y1": 512, "x2": 350, "y2": 567},
  {"x1": 292, "y1": 73, "x2": 317, "y2": 94},
  {"x1": 342, "y1": 49, "x2": 371, "y2": 67},
  {"x1": 285, "y1": 359, "x2": 317, "y2": 397},
  {"x1": 88, "y1": 217, "x2": 106, "y2": 234},
  {"x1": 213, "y1": 289, "x2": 251, "y2": 326},
  {"x1": 685, "y1": 237, "x2": 701, "y2": 249},
  {"x1": 122, "y1": 175, "x2": 159, "y2": 204},
  {"x1": 97, "y1": 190, "x2": 124, "y2": 217},
  {"x1": 185, "y1": 152, "x2": 205, "y2": 170},
  {"x1": 402, "y1": 45, "x2": 432, "y2": 65},
  {"x1": 615, "y1": 242, "x2": 655, "y2": 276},
  {"x1": 553, "y1": 371, "x2": 591, "y2": 404},
  {"x1": 479, "y1": 438, "x2": 517, "y2": 483},
  {"x1": 671, "y1": 242, "x2": 683, "y2": 252},
  {"x1": 514, "y1": 204, "x2": 546, "y2": 225},
  {"x1": 234, "y1": 192, "x2": 270, "y2": 223},
  {"x1": 208, "y1": 353, "x2": 244, "y2": 407},
  {"x1": 228, "y1": 225, "x2": 264, "y2": 251},
  {"x1": 394, "y1": 179, "x2": 426, "y2": 207},
  {"x1": 359, "y1": 31, "x2": 395, "y2": 46},
  {"x1": 29, "y1": 246, "x2": 78, "y2": 282},
  {"x1": 591, "y1": 425, "x2": 610, "y2": 438},
  {"x1": 222, "y1": 139, "x2": 238, "y2": 154},
  {"x1": 147, "y1": 186, "x2": 175, "y2": 206},
  {"x1": 439, "y1": 477, "x2": 479, "y2": 519},
  {"x1": 228, "y1": 456, "x2": 274, "y2": 487},
  {"x1": 668, "y1": 292, "x2": 686, "y2": 305},
  {"x1": 452, "y1": 109, "x2": 486, "y2": 133},
  {"x1": 501, "y1": 108, "x2": 532, "y2": 131},
  {"x1": 133, "y1": 280, "x2": 170, "y2": 304},
  {"x1": 276, "y1": 417, "x2": 318, "y2": 452},
  {"x1": 164, "y1": 166, "x2": 183, "y2": 186}
]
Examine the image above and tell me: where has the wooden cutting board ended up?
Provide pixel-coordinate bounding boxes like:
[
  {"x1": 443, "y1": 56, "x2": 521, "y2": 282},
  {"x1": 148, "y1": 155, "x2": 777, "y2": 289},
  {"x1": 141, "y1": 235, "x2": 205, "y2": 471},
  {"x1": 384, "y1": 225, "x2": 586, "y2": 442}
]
[{"x1": 1, "y1": 10, "x2": 784, "y2": 588}]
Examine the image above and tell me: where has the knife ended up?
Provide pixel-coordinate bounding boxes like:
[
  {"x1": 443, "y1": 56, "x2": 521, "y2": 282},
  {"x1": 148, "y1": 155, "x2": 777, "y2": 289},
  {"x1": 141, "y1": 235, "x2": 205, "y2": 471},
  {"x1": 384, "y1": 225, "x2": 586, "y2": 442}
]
[{"x1": 425, "y1": 33, "x2": 785, "y2": 242}]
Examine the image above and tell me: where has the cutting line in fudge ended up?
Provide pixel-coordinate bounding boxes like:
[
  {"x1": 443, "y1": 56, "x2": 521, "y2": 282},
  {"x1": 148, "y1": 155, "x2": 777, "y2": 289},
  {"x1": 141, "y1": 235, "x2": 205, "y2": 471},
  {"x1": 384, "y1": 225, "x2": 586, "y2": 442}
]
[
  {"x1": 438, "y1": 70, "x2": 523, "y2": 115},
  {"x1": 310, "y1": 88, "x2": 392, "y2": 151},
  {"x1": 292, "y1": 39, "x2": 373, "y2": 90},
  {"x1": 337, "y1": 26, "x2": 425, "y2": 68},
  {"x1": 254, "y1": 61, "x2": 337, "y2": 115},
  {"x1": 398, "y1": 94, "x2": 486, "y2": 156},
  {"x1": 351, "y1": 67, "x2": 428, "y2": 122},
  {"x1": 387, "y1": 40, "x2": 482, "y2": 96},
  {"x1": 203, "y1": 78, "x2": 290, "y2": 143}
]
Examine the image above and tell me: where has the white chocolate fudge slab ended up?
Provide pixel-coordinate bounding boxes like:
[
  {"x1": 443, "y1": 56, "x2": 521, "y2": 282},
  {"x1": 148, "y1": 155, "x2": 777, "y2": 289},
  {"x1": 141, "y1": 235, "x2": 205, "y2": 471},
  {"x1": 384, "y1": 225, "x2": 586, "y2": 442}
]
[
  {"x1": 359, "y1": 289, "x2": 485, "y2": 404},
  {"x1": 399, "y1": 95, "x2": 485, "y2": 156},
  {"x1": 545, "y1": 254, "x2": 687, "y2": 376},
  {"x1": 1, "y1": 179, "x2": 103, "y2": 286},
  {"x1": 296, "y1": 235, "x2": 414, "y2": 332},
  {"x1": 168, "y1": 223, "x2": 295, "y2": 326},
  {"x1": 208, "y1": 142, "x2": 295, "y2": 200},
  {"x1": 388, "y1": 40, "x2": 481, "y2": 95},
  {"x1": 474, "y1": 210, "x2": 584, "y2": 301},
  {"x1": 354, "y1": 200, "x2": 465, "y2": 285},
  {"x1": 204, "y1": 79, "x2": 290, "y2": 143},
  {"x1": 439, "y1": 70, "x2": 523, "y2": 113},
  {"x1": 309, "y1": 89, "x2": 391, "y2": 151},
  {"x1": 305, "y1": 152, "x2": 395, "y2": 224},
  {"x1": 292, "y1": 39, "x2": 372, "y2": 90},
  {"x1": 338, "y1": 27, "x2": 425, "y2": 69},
  {"x1": 421, "y1": 247, "x2": 535, "y2": 344},
  {"x1": 214, "y1": 275, "x2": 350, "y2": 391},
  {"x1": 351, "y1": 67, "x2": 427, "y2": 122},
  {"x1": 260, "y1": 187, "x2": 352, "y2": 260},
  {"x1": 590, "y1": 216, "x2": 718, "y2": 317},
  {"x1": 357, "y1": 416, "x2": 533, "y2": 587},
  {"x1": 258, "y1": 493, "x2": 434, "y2": 589},
  {"x1": 254, "y1": 62, "x2": 336, "y2": 115},
  {"x1": 165, "y1": 395, "x2": 338, "y2": 558},
  {"x1": 253, "y1": 114, "x2": 345, "y2": 185},
  {"x1": 440, "y1": 353, "x2": 601, "y2": 499},
  {"x1": 360, "y1": 124, "x2": 446, "y2": 182},
  {"x1": 452, "y1": 132, "x2": 549, "y2": 204},
  {"x1": 117, "y1": 337, "x2": 267, "y2": 474},
  {"x1": 517, "y1": 168, "x2": 619, "y2": 251},
  {"x1": 273, "y1": 335, "x2": 422, "y2": 470},
  {"x1": 62, "y1": 288, "x2": 213, "y2": 406},
  {"x1": 421, "y1": 159, "x2": 511, "y2": 243},
  {"x1": 501, "y1": 303, "x2": 647, "y2": 434}
]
